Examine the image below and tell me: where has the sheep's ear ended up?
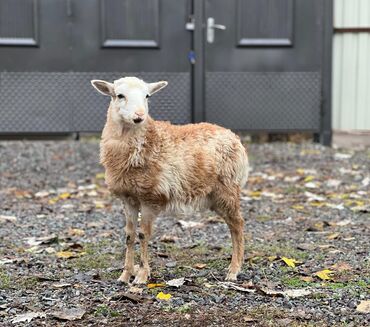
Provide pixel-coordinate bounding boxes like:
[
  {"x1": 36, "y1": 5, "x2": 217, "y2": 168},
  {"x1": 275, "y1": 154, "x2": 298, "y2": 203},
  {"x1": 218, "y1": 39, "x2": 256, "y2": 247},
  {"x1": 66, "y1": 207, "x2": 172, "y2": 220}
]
[
  {"x1": 148, "y1": 81, "x2": 168, "y2": 95},
  {"x1": 91, "y1": 80, "x2": 115, "y2": 96}
]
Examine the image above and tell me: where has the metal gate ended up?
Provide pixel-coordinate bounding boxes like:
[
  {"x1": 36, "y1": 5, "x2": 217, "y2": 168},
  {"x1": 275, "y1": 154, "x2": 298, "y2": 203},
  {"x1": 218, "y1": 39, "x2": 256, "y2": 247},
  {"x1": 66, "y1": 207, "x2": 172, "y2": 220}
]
[{"x1": 0, "y1": 0, "x2": 332, "y2": 143}]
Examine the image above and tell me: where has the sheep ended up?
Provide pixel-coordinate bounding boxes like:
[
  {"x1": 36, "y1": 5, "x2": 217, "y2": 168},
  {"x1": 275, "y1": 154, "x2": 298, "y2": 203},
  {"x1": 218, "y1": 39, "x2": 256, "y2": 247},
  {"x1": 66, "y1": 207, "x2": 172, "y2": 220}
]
[{"x1": 91, "y1": 76, "x2": 249, "y2": 284}]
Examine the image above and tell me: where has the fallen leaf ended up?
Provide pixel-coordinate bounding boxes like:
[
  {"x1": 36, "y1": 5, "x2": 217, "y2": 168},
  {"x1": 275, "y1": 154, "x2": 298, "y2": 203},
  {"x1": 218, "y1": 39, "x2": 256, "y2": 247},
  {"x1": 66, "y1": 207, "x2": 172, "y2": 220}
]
[
  {"x1": 94, "y1": 201, "x2": 105, "y2": 209},
  {"x1": 327, "y1": 233, "x2": 340, "y2": 240},
  {"x1": 95, "y1": 172, "x2": 105, "y2": 179},
  {"x1": 315, "y1": 269, "x2": 334, "y2": 280},
  {"x1": 291, "y1": 205, "x2": 305, "y2": 211},
  {"x1": 56, "y1": 251, "x2": 82, "y2": 259},
  {"x1": 283, "y1": 289, "x2": 312, "y2": 298},
  {"x1": 34, "y1": 190, "x2": 50, "y2": 198},
  {"x1": 25, "y1": 234, "x2": 58, "y2": 246},
  {"x1": 0, "y1": 258, "x2": 15, "y2": 265},
  {"x1": 77, "y1": 184, "x2": 97, "y2": 191},
  {"x1": 128, "y1": 286, "x2": 143, "y2": 294},
  {"x1": 52, "y1": 283, "x2": 72, "y2": 288},
  {"x1": 12, "y1": 312, "x2": 45, "y2": 323},
  {"x1": 299, "y1": 276, "x2": 314, "y2": 283},
  {"x1": 304, "y1": 175, "x2": 315, "y2": 182},
  {"x1": 356, "y1": 300, "x2": 370, "y2": 313},
  {"x1": 59, "y1": 192, "x2": 71, "y2": 200},
  {"x1": 178, "y1": 220, "x2": 204, "y2": 229},
  {"x1": 51, "y1": 307, "x2": 86, "y2": 321},
  {"x1": 335, "y1": 219, "x2": 351, "y2": 227},
  {"x1": 204, "y1": 216, "x2": 223, "y2": 223},
  {"x1": 259, "y1": 287, "x2": 311, "y2": 298},
  {"x1": 147, "y1": 283, "x2": 166, "y2": 289},
  {"x1": 193, "y1": 263, "x2": 207, "y2": 269},
  {"x1": 305, "y1": 182, "x2": 318, "y2": 189},
  {"x1": 160, "y1": 234, "x2": 177, "y2": 243},
  {"x1": 0, "y1": 215, "x2": 17, "y2": 223},
  {"x1": 334, "y1": 153, "x2": 352, "y2": 160},
  {"x1": 219, "y1": 282, "x2": 256, "y2": 293},
  {"x1": 166, "y1": 277, "x2": 185, "y2": 288},
  {"x1": 306, "y1": 222, "x2": 325, "y2": 232},
  {"x1": 281, "y1": 257, "x2": 301, "y2": 268},
  {"x1": 68, "y1": 228, "x2": 85, "y2": 237},
  {"x1": 331, "y1": 262, "x2": 352, "y2": 272},
  {"x1": 243, "y1": 316, "x2": 257, "y2": 323},
  {"x1": 156, "y1": 292, "x2": 172, "y2": 301}
]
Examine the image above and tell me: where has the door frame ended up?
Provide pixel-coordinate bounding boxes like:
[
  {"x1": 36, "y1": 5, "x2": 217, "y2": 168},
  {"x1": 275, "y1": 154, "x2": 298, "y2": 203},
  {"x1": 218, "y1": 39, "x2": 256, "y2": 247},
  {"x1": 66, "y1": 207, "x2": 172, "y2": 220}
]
[{"x1": 192, "y1": 0, "x2": 333, "y2": 146}]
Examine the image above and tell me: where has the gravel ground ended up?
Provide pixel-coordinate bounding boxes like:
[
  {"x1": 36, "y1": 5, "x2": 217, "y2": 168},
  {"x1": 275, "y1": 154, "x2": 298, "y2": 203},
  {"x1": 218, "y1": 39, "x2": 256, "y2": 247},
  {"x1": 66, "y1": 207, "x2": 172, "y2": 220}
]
[{"x1": 0, "y1": 140, "x2": 369, "y2": 326}]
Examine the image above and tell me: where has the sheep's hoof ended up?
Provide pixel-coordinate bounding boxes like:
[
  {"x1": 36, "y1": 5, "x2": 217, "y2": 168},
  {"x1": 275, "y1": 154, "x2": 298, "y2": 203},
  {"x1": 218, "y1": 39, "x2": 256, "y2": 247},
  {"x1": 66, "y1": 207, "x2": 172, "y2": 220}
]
[
  {"x1": 117, "y1": 270, "x2": 133, "y2": 283},
  {"x1": 225, "y1": 271, "x2": 238, "y2": 281},
  {"x1": 132, "y1": 268, "x2": 149, "y2": 285}
]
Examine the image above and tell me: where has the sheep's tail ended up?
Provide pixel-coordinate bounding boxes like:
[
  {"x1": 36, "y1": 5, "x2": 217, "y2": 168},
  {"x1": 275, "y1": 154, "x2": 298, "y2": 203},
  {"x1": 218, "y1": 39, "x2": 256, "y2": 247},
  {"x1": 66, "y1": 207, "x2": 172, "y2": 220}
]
[{"x1": 236, "y1": 145, "x2": 249, "y2": 188}]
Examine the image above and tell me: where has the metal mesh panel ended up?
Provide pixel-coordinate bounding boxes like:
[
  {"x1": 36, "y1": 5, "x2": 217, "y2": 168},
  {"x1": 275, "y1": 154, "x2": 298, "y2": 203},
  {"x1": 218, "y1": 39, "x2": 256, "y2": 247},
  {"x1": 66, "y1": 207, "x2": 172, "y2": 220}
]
[
  {"x1": 0, "y1": 72, "x2": 72, "y2": 133},
  {"x1": 205, "y1": 72, "x2": 321, "y2": 131},
  {"x1": 0, "y1": 72, "x2": 191, "y2": 133}
]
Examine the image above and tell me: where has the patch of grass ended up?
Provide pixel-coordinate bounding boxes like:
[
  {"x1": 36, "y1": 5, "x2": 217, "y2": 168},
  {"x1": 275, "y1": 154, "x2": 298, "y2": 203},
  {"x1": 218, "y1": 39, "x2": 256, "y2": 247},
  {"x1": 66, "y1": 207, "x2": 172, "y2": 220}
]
[
  {"x1": 94, "y1": 304, "x2": 120, "y2": 318},
  {"x1": 18, "y1": 276, "x2": 38, "y2": 289},
  {"x1": 246, "y1": 242, "x2": 309, "y2": 261},
  {"x1": 281, "y1": 276, "x2": 311, "y2": 288},
  {"x1": 0, "y1": 269, "x2": 10, "y2": 289},
  {"x1": 205, "y1": 258, "x2": 228, "y2": 270},
  {"x1": 67, "y1": 241, "x2": 121, "y2": 272}
]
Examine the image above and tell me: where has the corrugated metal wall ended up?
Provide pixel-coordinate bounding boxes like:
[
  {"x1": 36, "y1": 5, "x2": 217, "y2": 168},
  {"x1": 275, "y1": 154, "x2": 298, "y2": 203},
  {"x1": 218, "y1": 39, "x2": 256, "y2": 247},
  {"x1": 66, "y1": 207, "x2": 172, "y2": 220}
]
[{"x1": 332, "y1": 0, "x2": 370, "y2": 131}]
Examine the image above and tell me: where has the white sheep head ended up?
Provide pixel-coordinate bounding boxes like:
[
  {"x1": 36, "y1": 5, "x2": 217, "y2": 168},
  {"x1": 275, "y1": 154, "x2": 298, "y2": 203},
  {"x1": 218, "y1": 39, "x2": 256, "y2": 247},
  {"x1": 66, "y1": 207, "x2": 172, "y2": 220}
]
[{"x1": 91, "y1": 77, "x2": 167, "y2": 126}]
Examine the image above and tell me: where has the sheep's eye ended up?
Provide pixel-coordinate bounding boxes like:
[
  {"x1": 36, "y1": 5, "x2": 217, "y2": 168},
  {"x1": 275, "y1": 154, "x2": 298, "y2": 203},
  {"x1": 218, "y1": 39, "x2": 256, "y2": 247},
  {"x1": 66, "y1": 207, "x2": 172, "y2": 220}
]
[
  {"x1": 146, "y1": 94, "x2": 150, "y2": 99},
  {"x1": 117, "y1": 94, "x2": 125, "y2": 99}
]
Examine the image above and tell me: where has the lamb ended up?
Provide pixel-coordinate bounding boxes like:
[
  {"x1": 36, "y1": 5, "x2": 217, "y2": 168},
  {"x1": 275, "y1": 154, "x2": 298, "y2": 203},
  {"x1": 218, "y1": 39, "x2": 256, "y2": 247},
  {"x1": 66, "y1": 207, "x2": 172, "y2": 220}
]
[{"x1": 91, "y1": 76, "x2": 249, "y2": 284}]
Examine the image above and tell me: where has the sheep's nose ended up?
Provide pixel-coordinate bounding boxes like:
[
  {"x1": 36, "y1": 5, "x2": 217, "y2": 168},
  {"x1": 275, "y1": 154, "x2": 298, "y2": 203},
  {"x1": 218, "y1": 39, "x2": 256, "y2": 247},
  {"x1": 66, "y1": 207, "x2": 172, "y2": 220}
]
[{"x1": 135, "y1": 111, "x2": 145, "y2": 117}]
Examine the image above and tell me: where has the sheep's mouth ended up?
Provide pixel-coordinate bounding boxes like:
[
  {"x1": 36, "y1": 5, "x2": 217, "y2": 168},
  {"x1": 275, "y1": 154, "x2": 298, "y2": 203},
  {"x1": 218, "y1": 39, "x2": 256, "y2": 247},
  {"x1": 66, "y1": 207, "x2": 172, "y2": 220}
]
[{"x1": 133, "y1": 117, "x2": 144, "y2": 124}]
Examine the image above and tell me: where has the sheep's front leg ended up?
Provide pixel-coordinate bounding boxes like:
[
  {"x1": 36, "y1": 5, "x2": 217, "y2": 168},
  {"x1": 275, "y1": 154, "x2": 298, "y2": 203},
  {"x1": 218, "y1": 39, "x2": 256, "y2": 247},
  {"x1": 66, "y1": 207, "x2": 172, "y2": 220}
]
[
  {"x1": 133, "y1": 206, "x2": 156, "y2": 284},
  {"x1": 118, "y1": 200, "x2": 139, "y2": 283}
]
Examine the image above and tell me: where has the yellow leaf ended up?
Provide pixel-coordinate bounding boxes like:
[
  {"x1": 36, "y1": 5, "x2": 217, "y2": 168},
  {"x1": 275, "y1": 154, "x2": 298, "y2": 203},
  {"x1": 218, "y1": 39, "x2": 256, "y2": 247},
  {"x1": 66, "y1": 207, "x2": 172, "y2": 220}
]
[
  {"x1": 95, "y1": 173, "x2": 105, "y2": 179},
  {"x1": 304, "y1": 175, "x2": 315, "y2": 182},
  {"x1": 249, "y1": 191, "x2": 262, "y2": 198},
  {"x1": 291, "y1": 205, "x2": 305, "y2": 210},
  {"x1": 267, "y1": 256, "x2": 278, "y2": 262},
  {"x1": 94, "y1": 201, "x2": 105, "y2": 209},
  {"x1": 327, "y1": 232, "x2": 340, "y2": 240},
  {"x1": 56, "y1": 251, "x2": 77, "y2": 259},
  {"x1": 48, "y1": 197, "x2": 59, "y2": 205},
  {"x1": 310, "y1": 201, "x2": 326, "y2": 207},
  {"x1": 315, "y1": 269, "x2": 334, "y2": 280},
  {"x1": 59, "y1": 192, "x2": 71, "y2": 200},
  {"x1": 156, "y1": 292, "x2": 172, "y2": 301},
  {"x1": 281, "y1": 257, "x2": 300, "y2": 268},
  {"x1": 147, "y1": 283, "x2": 166, "y2": 289},
  {"x1": 296, "y1": 168, "x2": 305, "y2": 175}
]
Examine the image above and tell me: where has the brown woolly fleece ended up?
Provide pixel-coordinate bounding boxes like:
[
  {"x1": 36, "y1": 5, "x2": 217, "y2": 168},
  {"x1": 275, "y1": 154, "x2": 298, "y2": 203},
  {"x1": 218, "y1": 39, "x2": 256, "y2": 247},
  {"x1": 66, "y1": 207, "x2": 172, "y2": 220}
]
[{"x1": 97, "y1": 81, "x2": 249, "y2": 284}]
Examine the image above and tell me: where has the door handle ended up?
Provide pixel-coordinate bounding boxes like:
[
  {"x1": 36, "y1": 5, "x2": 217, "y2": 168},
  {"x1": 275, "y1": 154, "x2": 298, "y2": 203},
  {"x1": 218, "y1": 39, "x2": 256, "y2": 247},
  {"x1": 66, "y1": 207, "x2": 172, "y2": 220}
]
[{"x1": 207, "y1": 17, "x2": 226, "y2": 43}]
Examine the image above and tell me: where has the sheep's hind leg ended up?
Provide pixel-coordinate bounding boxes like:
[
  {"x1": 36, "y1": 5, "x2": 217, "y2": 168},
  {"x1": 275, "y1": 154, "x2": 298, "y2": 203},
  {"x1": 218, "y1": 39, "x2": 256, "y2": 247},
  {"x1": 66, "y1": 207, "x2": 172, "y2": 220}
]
[
  {"x1": 133, "y1": 205, "x2": 156, "y2": 284},
  {"x1": 118, "y1": 199, "x2": 139, "y2": 283},
  {"x1": 212, "y1": 189, "x2": 245, "y2": 281},
  {"x1": 224, "y1": 211, "x2": 244, "y2": 281}
]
